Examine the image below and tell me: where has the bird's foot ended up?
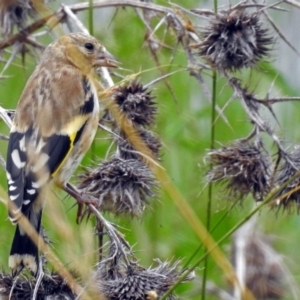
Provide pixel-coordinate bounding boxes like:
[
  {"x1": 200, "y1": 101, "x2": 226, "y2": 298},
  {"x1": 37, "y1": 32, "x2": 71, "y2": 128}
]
[{"x1": 63, "y1": 182, "x2": 98, "y2": 223}]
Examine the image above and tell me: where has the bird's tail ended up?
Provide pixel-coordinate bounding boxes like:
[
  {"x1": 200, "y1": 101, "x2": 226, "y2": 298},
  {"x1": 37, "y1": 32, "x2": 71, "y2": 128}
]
[{"x1": 9, "y1": 209, "x2": 42, "y2": 276}]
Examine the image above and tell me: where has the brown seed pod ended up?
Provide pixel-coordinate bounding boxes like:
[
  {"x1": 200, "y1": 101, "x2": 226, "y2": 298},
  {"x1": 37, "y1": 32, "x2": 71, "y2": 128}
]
[
  {"x1": 198, "y1": 9, "x2": 273, "y2": 72},
  {"x1": 206, "y1": 141, "x2": 271, "y2": 201}
]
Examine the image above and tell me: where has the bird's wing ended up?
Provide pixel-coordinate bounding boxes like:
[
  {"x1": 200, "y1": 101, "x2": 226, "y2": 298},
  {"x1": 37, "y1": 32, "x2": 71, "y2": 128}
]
[{"x1": 6, "y1": 72, "x2": 95, "y2": 222}]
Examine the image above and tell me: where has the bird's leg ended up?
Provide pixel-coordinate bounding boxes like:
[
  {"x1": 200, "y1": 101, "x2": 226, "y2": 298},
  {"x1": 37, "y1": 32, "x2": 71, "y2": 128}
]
[
  {"x1": 64, "y1": 182, "x2": 98, "y2": 204},
  {"x1": 63, "y1": 182, "x2": 98, "y2": 222}
]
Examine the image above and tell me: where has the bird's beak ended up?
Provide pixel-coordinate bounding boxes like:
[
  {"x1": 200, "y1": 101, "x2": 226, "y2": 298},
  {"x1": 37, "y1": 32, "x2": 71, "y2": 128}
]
[{"x1": 97, "y1": 50, "x2": 120, "y2": 68}]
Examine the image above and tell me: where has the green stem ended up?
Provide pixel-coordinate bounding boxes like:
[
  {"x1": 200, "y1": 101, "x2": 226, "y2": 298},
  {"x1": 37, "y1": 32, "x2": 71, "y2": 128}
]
[
  {"x1": 88, "y1": 0, "x2": 94, "y2": 35},
  {"x1": 183, "y1": 198, "x2": 239, "y2": 268},
  {"x1": 214, "y1": 0, "x2": 218, "y2": 13},
  {"x1": 202, "y1": 2, "x2": 218, "y2": 297},
  {"x1": 201, "y1": 70, "x2": 217, "y2": 300}
]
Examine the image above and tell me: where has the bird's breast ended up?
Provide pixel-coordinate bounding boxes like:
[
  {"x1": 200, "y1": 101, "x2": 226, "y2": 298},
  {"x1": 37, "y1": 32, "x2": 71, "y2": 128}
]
[{"x1": 54, "y1": 86, "x2": 100, "y2": 185}]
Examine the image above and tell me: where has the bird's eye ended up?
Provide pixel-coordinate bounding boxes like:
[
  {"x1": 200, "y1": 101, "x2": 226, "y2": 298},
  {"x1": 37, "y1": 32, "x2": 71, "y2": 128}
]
[{"x1": 84, "y1": 43, "x2": 94, "y2": 51}]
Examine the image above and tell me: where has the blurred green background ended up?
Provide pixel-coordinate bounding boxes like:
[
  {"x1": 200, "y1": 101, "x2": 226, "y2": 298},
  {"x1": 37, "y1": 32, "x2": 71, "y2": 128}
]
[{"x1": 1, "y1": 0, "x2": 300, "y2": 299}]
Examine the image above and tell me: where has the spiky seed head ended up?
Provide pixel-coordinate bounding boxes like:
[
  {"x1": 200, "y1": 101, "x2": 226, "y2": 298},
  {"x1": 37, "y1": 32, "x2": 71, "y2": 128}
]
[
  {"x1": 0, "y1": 0, "x2": 55, "y2": 36},
  {"x1": 206, "y1": 141, "x2": 271, "y2": 201},
  {"x1": 0, "y1": 0, "x2": 31, "y2": 36},
  {"x1": 113, "y1": 81, "x2": 157, "y2": 126},
  {"x1": 117, "y1": 129, "x2": 162, "y2": 160},
  {"x1": 275, "y1": 146, "x2": 300, "y2": 211},
  {"x1": 198, "y1": 9, "x2": 273, "y2": 72},
  {"x1": 97, "y1": 260, "x2": 194, "y2": 300},
  {"x1": 0, "y1": 272, "x2": 77, "y2": 299},
  {"x1": 78, "y1": 156, "x2": 157, "y2": 217}
]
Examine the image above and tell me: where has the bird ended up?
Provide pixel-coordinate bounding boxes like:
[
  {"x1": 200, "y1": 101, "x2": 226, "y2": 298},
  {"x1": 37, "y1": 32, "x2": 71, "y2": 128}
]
[{"x1": 6, "y1": 32, "x2": 118, "y2": 276}]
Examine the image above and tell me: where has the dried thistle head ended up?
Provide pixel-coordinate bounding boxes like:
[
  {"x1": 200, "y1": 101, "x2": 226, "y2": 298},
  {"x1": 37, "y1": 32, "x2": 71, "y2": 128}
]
[
  {"x1": 232, "y1": 219, "x2": 292, "y2": 300},
  {"x1": 113, "y1": 81, "x2": 157, "y2": 126},
  {"x1": 206, "y1": 141, "x2": 271, "y2": 201},
  {"x1": 274, "y1": 147, "x2": 300, "y2": 211},
  {"x1": 0, "y1": 272, "x2": 77, "y2": 299},
  {"x1": 198, "y1": 9, "x2": 273, "y2": 71},
  {"x1": 117, "y1": 129, "x2": 162, "y2": 160},
  {"x1": 0, "y1": 0, "x2": 32, "y2": 36},
  {"x1": 78, "y1": 156, "x2": 157, "y2": 217},
  {"x1": 97, "y1": 260, "x2": 194, "y2": 300},
  {"x1": 0, "y1": 0, "x2": 54, "y2": 36}
]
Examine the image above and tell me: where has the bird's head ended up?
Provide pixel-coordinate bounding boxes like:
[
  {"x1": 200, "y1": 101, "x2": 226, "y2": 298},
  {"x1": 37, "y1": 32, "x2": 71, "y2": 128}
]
[{"x1": 54, "y1": 32, "x2": 119, "y2": 70}]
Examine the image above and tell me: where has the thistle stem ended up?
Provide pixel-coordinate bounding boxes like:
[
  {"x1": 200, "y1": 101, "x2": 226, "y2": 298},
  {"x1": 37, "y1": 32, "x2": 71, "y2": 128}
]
[{"x1": 201, "y1": 1, "x2": 218, "y2": 297}]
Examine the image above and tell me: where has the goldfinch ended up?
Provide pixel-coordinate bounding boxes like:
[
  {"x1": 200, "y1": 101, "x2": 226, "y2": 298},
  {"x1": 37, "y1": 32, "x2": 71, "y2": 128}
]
[{"x1": 6, "y1": 32, "x2": 118, "y2": 276}]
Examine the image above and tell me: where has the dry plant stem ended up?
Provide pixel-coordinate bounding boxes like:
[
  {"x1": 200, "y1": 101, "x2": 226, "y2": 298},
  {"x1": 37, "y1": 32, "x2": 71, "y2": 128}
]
[
  {"x1": 97, "y1": 219, "x2": 104, "y2": 262},
  {"x1": 170, "y1": 2, "x2": 213, "y2": 18},
  {"x1": 252, "y1": 0, "x2": 300, "y2": 57},
  {"x1": 0, "y1": 13, "x2": 61, "y2": 50},
  {"x1": 256, "y1": 97, "x2": 300, "y2": 104},
  {"x1": 0, "y1": 43, "x2": 22, "y2": 77},
  {"x1": 24, "y1": 37, "x2": 45, "y2": 50},
  {"x1": 70, "y1": 0, "x2": 174, "y2": 15},
  {"x1": 144, "y1": 69, "x2": 186, "y2": 89},
  {"x1": 0, "y1": 133, "x2": 9, "y2": 141},
  {"x1": 0, "y1": 152, "x2": 6, "y2": 169},
  {"x1": 284, "y1": 0, "x2": 300, "y2": 8},
  {"x1": 190, "y1": 70, "x2": 231, "y2": 128},
  {"x1": 227, "y1": 76, "x2": 294, "y2": 167},
  {"x1": 143, "y1": 30, "x2": 178, "y2": 104},
  {"x1": 34, "y1": 264, "x2": 45, "y2": 300},
  {"x1": 63, "y1": 4, "x2": 89, "y2": 35},
  {"x1": 88, "y1": 204, "x2": 131, "y2": 265},
  {"x1": 230, "y1": 3, "x2": 285, "y2": 10},
  {"x1": 0, "y1": 0, "x2": 175, "y2": 52},
  {"x1": 0, "y1": 106, "x2": 12, "y2": 127}
]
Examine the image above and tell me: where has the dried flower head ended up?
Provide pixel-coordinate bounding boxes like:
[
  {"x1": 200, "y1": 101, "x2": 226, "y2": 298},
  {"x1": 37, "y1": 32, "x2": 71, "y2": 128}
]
[
  {"x1": 275, "y1": 146, "x2": 300, "y2": 211},
  {"x1": 198, "y1": 9, "x2": 273, "y2": 71},
  {"x1": 207, "y1": 141, "x2": 271, "y2": 201},
  {"x1": 0, "y1": 0, "x2": 54, "y2": 36},
  {"x1": 97, "y1": 260, "x2": 194, "y2": 300},
  {"x1": 0, "y1": 0, "x2": 31, "y2": 35},
  {"x1": 232, "y1": 218, "x2": 295, "y2": 300},
  {"x1": 113, "y1": 81, "x2": 157, "y2": 126},
  {"x1": 0, "y1": 272, "x2": 77, "y2": 299},
  {"x1": 78, "y1": 156, "x2": 157, "y2": 217},
  {"x1": 117, "y1": 129, "x2": 162, "y2": 160}
]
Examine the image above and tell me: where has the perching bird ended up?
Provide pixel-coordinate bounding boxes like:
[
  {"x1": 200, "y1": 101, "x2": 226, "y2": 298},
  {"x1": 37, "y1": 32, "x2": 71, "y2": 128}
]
[{"x1": 6, "y1": 32, "x2": 118, "y2": 276}]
